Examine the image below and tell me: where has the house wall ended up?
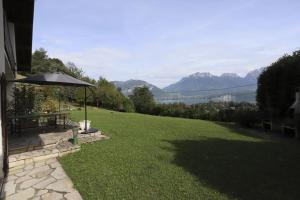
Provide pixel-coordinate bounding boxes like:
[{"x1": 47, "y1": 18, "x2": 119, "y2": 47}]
[
  {"x1": 0, "y1": 0, "x2": 17, "y2": 178},
  {"x1": 8, "y1": 23, "x2": 16, "y2": 62},
  {"x1": 0, "y1": 0, "x2": 5, "y2": 179}
]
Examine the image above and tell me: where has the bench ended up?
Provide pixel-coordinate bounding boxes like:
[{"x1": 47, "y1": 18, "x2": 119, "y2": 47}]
[
  {"x1": 281, "y1": 124, "x2": 297, "y2": 137},
  {"x1": 262, "y1": 120, "x2": 272, "y2": 131}
]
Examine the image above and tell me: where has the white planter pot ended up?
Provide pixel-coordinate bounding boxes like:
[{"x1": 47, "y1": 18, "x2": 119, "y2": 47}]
[{"x1": 79, "y1": 120, "x2": 91, "y2": 131}]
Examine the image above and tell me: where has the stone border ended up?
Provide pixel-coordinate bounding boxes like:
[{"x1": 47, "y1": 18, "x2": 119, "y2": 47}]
[
  {"x1": 9, "y1": 132, "x2": 109, "y2": 173},
  {"x1": 9, "y1": 143, "x2": 80, "y2": 172}
]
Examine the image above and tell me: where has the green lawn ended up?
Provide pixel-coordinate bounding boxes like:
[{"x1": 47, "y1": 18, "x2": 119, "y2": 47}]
[{"x1": 59, "y1": 108, "x2": 300, "y2": 200}]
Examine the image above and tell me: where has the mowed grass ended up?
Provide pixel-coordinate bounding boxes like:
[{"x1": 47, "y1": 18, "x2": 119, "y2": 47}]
[{"x1": 59, "y1": 108, "x2": 300, "y2": 200}]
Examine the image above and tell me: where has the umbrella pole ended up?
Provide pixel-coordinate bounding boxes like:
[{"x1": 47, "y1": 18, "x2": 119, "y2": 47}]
[
  {"x1": 85, "y1": 86, "x2": 87, "y2": 133},
  {"x1": 58, "y1": 88, "x2": 61, "y2": 112}
]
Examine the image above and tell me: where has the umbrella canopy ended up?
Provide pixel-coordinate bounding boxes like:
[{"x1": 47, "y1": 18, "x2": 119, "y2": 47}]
[
  {"x1": 12, "y1": 72, "x2": 94, "y2": 133},
  {"x1": 13, "y1": 72, "x2": 94, "y2": 87}
]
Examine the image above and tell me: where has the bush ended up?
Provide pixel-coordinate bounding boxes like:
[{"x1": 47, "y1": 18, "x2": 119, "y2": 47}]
[
  {"x1": 234, "y1": 107, "x2": 260, "y2": 127},
  {"x1": 151, "y1": 102, "x2": 260, "y2": 125},
  {"x1": 41, "y1": 97, "x2": 58, "y2": 113}
]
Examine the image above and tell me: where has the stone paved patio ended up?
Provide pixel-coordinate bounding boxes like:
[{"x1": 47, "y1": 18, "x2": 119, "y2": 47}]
[
  {"x1": 2, "y1": 158, "x2": 82, "y2": 200},
  {"x1": 8, "y1": 127, "x2": 104, "y2": 155},
  {"x1": 2, "y1": 130, "x2": 109, "y2": 199}
]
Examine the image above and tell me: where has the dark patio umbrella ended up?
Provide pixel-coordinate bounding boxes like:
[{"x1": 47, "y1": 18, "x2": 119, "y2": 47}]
[
  {"x1": 13, "y1": 72, "x2": 94, "y2": 87},
  {"x1": 12, "y1": 72, "x2": 95, "y2": 133}
]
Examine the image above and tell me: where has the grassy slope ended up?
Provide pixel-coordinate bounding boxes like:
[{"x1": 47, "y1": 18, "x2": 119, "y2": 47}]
[{"x1": 60, "y1": 108, "x2": 300, "y2": 200}]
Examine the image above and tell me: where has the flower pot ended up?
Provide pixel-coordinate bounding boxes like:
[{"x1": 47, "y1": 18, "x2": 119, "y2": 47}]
[{"x1": 79, "y1": 120, "x2": 91, "y2": 131}]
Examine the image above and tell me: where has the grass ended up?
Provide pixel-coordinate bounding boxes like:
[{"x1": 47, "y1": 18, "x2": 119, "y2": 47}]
[{"x1": 59, "y1": 107, "x2": 300, "y2": 200}]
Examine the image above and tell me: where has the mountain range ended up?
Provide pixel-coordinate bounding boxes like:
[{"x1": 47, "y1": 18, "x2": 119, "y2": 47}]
[
  {"x1": 112, "y1": 79, "x2": 166, "y2": 97},
  {"x1": 112, "y1": 68, "x2": 264, "y2": 104}
]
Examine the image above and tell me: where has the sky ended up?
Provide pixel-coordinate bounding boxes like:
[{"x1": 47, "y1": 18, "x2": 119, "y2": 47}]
[{"x1": 33, "y1": 0, "x2": 300, "y2": 87}]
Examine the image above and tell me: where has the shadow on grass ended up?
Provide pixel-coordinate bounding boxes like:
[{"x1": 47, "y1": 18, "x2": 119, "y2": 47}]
[
  {"x1": 166, "y1": 137, "x2": 300, "y2": 200},
  {"x1": 215, "y1": 122, "x2": 270, "y2": 140}
]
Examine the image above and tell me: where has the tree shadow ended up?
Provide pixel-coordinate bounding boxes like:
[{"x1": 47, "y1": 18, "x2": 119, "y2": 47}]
[
  {"x1": 215, "y1": 122, "x2": 297, "y2": 142},
  {"x1": 215, "y1": 122, "x2": 272, "y2": 140},
  {"x1": 165, "y1": 137, "x2": 300, "y2": 200}
]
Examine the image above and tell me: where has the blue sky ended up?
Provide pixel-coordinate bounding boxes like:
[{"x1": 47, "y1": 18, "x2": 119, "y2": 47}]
[{"x1": 33, "y1": 0, "x2": 300, "y2": 87}]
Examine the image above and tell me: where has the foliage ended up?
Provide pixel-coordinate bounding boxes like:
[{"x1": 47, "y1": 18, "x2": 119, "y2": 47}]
[
  {"x1": 60, "y1": 108, "x2": 300, "y2": 200},
  {"x1": 9, "y1": 85, "x2": 59, "y2": 115},
  {"x1": 26, "y1": 48, "x2": 134, "y2": 113},
  {"x1": 257, "y1": 50, "x2": 300, "y2": 118},
  {"x1": 40, "y1": 96, "x2": 58, "y2": 113},
  {"x1": 94, "y1": 78, "x2": 134, "y2": 112},
  {"x1": 10, "y1": 86, "x2": 37, "y2": 114},
  {"x1": 30, "y1": 48, "x2": 84, "y2": 78},
  {"x1": 31, "y1": 48, "x2": 65, "y2": 74},
  {"x1": 129, "y1": 86, "x2": 155, "y2": 114},
  {"x1": 65, "y1": 62, "x2": 84, "y2": 79},
  {"x1": 147, "y1": 101, "x2": 258, "y2": 126},
  {"x1": 233, "y1": 104, "x2": 260, "y2": 127}
]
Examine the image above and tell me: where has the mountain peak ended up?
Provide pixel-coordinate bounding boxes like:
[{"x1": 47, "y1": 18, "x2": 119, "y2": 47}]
[
  {"x1": 244, "y1": 67, "x2": 265, "y2": 81},
  {"x1": 189, "y1": 72, "x2": 214, "y2": 78},
  {"x1": 220, "y1": 73, "x2": 240, "y2": 78},
  {"x1": 164, "y1": 68, "x2": 262, "y2": 94}
]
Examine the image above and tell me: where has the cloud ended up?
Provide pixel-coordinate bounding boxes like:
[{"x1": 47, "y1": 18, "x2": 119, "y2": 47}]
[
  {"x1": 49, "y1": 47, "x2": 131, "y2": 80},
  {"x1": 47, "y1": 41, "x2": 297, "y2": 88},
  {"x1": 33, "y1": 0, "x2": 300, "y2": 88}
]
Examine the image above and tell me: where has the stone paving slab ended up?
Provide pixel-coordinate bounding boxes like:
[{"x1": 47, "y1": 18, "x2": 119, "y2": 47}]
[
  {"x1": 3, "y1": 131, "x2": 110, "y2": 199},
  {"x1": 2, "y1": 158, "x2": 82, "y2": 200}
]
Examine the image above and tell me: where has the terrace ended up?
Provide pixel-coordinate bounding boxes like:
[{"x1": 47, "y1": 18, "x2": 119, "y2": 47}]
[{"x1": 2, "y1": 73, "x2": 109, "y2": 199}]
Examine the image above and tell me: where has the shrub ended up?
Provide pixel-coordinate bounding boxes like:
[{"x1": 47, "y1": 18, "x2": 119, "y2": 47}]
[
  {"x1": 41, "y1": 97, "x2": 58, "y2": 113},
  {"x1": 234, "y1": 107, "x2": 260, "y2": 127}
]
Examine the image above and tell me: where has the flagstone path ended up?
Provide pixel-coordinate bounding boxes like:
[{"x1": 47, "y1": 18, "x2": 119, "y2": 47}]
[
  {"x1": 2, "y1": 158, "x2": 82, "y2": 200},
  {"x1": 2, "y1": 131, "x2": 109, "y2": 199}
]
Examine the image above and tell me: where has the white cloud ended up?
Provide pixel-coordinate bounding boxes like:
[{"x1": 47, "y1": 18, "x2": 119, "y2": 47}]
[
  {"x1": 49, "y1": 47, "x2": 131, "y2": 80},
  {"x1": 47, "y1": 42, "x2": 296, "y2": 88},
  {"x1": 33, "y1": 0, "x2": 300, "y2": 88}
]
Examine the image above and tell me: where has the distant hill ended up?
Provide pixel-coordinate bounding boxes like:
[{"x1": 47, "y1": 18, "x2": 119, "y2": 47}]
[
  {"x1": 111, "y1": 79, "x2": 167, "y2": 97},
  {"x1": 160, "y1": 68, "x2": 264, "y2": 103},
  {"x1": 113, "y1": 68, "x2": 264, "y2": 104},
  {"x1": 163, "y1": 68, "x2": 264, "y2": 94},
  {"x1": 244, "y1": 68, "x2": 265, "y2": 82}
]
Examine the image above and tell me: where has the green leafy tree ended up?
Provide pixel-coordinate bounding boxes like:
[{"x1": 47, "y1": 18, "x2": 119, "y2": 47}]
[
  {"x1": 65, "y1": 62, "x2": 84, "y2": 78},
  {"x1": 129, "y1": 87, "x2": 155, "y2": 114},
  {"x1": 19, "y1": 48, "x2": 135, "y2": 112},
  {"x1": 257, "y1": 50, "x2": 300, "y2": 118},
  {"x1": 95, "y1": 78, "x2": 134, "y2": 112}
]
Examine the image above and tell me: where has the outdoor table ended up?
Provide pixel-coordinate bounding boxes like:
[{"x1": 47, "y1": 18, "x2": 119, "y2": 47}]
[{"x1": 9, "y1": 112, "x2": 70, "y2": 135}]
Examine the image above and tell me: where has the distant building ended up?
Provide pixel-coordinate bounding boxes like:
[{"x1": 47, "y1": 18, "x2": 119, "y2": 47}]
[{"x1": 212, "y1": 94, "x2": 235, "y2": 103}]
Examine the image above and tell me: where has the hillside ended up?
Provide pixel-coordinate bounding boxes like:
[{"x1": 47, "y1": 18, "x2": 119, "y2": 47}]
[{"x1": 60, "y1": 108, "x2": 300, "y2": 200}]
